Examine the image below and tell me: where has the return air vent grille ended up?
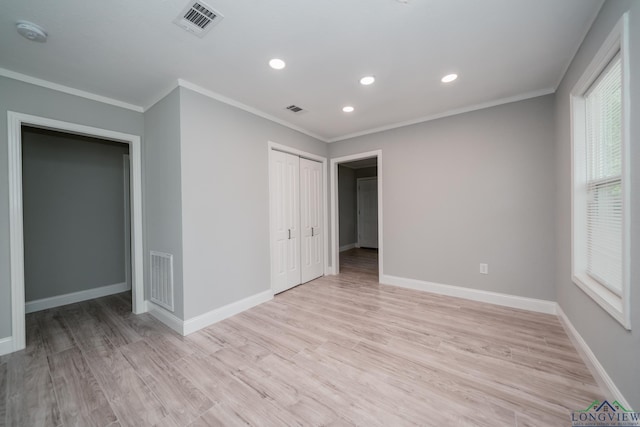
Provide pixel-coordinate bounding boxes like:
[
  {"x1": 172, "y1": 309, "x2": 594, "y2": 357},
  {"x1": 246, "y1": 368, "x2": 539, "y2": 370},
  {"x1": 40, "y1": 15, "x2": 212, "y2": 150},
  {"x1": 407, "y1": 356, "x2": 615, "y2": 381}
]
[
  {"x1": 286, "y1": 105, "x2": 305, "y2": 114},
  {"x1": 174, "y1": 1, "x2": 224, "y2": 38},
  {"x1": 150, "y1": 251, "x2": 174, "y2": 311}
]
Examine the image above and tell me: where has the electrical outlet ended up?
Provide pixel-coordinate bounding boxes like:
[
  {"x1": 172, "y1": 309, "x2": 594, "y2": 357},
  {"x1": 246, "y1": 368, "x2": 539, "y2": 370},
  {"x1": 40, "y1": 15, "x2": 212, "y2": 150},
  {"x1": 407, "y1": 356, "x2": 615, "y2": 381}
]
[{"x1": 480, "y1": 263, "x2": 489, "y2": 274}]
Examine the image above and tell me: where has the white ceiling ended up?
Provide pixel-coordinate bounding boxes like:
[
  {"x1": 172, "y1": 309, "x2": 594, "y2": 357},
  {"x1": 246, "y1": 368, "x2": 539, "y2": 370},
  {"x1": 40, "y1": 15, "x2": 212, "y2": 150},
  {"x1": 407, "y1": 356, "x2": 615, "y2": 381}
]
[{"x1": 0, "y1": 0, "x2": 603, "y2": 142}]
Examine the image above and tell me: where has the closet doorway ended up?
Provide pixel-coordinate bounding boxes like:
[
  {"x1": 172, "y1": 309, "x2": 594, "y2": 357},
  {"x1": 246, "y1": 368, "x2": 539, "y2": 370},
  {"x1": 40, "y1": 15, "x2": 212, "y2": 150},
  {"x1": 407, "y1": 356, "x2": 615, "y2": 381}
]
[
  {"x1": 7, "y1": 112, "x2": 144, "y2": 353},
  {"x1": 268, "y1": 142, "x2": 328, "y2": 294},
  {"x1": 21, "y1": 127, "x2": 131, "y2": 315}
]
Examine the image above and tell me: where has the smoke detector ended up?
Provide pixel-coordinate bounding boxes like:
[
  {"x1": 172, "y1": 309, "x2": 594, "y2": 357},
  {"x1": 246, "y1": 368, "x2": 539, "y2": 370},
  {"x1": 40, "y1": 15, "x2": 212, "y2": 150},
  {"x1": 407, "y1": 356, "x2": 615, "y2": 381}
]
[
  {"x1": 174, "y1": 1, "x2": 224, "y2": 38},
  {"x1": 16, "y1": 21, "x2": 47, "y2": 42}
]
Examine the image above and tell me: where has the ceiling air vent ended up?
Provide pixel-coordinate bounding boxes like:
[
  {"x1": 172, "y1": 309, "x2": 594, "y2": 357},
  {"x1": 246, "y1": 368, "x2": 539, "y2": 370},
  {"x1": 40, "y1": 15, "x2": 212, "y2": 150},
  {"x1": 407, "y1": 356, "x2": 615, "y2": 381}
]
[
  {"x1": 286, "y1": 105, "x2": 306, "y2": 114},
  {"x1": 174, "y1": 1, "x2": 224, "y2": 38}
]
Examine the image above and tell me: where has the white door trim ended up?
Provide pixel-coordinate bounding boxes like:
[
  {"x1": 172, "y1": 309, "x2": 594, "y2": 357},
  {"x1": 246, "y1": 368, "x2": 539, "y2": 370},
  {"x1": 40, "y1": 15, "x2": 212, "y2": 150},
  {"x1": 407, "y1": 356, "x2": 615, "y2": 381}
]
[
  {"x1": 268, "y1": 141, "x2": 329, "y2": 293},
  {"x1": 123, "y1": 154, "x2": 132, "y2": 291},
  {"x1": 330, "y1": 150, "x2": 383, "y2": 276},
  {"x1": 7, "y1": 111, "x2": 146, "y2": 353}
]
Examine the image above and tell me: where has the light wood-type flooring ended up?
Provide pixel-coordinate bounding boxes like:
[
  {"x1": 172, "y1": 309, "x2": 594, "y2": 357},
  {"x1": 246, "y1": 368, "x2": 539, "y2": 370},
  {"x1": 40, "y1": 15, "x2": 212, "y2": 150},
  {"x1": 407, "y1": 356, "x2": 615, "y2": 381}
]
[{"x1": 1, "y1": 248, "x2": 604, "y2": 426}]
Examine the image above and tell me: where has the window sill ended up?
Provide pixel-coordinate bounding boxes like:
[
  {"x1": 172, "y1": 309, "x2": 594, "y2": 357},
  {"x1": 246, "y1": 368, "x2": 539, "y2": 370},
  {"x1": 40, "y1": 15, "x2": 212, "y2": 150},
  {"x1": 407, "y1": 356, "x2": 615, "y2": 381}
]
[{"x1": 573, "y1": 273, "x2": 630, "y2": 330}]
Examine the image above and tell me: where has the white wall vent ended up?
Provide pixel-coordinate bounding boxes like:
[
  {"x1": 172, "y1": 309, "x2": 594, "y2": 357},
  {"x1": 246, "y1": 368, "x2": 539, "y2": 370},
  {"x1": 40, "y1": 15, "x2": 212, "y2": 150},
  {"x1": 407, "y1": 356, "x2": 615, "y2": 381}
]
[
  {"x1": 174, "y1": 1, "x2": 224, "y2": 38},
  {"x1": 150, "y1": 251, "x2": 174, "y2": 311}
]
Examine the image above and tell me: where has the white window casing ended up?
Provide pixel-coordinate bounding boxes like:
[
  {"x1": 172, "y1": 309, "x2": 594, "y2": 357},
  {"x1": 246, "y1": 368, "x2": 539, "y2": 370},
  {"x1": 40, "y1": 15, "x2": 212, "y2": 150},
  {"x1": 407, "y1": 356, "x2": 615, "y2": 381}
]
[{"x1": 570, "y1": 13, "x2": 630, "y2": 329}]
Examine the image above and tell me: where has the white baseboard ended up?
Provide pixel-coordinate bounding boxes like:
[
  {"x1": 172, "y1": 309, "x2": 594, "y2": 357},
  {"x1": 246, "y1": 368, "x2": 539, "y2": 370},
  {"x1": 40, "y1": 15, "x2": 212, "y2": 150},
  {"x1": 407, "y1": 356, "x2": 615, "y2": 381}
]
[
  {"x1": 0, "y1": 336, "x2": 14, "y2": 356},
  {"x1": 556, "y1": 305, "x2": 630, "y2": 409},
  {"x1": 146, "y1": 289, "x2": 274, "y2": 336},
  {"x1": 25, "y1": 282, "x2": 131, "y2": 314},
  {"x1": 380, "y1": 274, "x2": 557, "y2": 314},
  {"x1": 183, "y1": 289, "x2": 274, "y2": 335},
  {"x1": 340, "y1": 243, "x2": 356, "y2": 252},
  {"x1": 147, "y1": 301, "x2": 184, "y2": 335}
]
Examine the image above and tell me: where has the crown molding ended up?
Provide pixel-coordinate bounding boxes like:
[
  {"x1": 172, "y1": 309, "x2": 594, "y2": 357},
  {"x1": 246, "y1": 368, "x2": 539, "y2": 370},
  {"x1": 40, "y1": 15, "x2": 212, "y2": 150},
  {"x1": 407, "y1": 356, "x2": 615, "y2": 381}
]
[{"x1": 0, "y1": 68, "x2": 144, "y2": 112}]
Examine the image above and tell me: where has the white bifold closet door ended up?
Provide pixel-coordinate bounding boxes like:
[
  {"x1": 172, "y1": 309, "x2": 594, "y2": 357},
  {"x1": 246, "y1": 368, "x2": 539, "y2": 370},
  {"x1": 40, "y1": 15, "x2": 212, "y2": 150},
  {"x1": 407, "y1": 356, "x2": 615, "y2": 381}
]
[
  {"x1": 270, "y1": 151, "x2": 323, "y2": 294},
  {"x1": 271, "y1": 151, "x2": 301, "y2": 293},
  {"x1": 300, "y1": 158, "x2": 324, "y2": 283}
]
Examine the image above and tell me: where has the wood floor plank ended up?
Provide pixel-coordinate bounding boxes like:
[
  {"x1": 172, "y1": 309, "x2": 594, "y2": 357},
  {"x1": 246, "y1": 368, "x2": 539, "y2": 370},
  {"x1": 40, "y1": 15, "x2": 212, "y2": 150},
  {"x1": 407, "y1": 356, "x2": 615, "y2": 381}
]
[
  {"x1": 120, "y1": 340, "x2": 213, "y2": 424},
  {"x1": 190, "y1": 403, "x2": 252, "y2": 427},
  {"x1": 86, "y1": 347, "x2": 169, "y2": 427},
  {"x1": 100, "y1": 293, "x2": 133, "y2": 318},
  {"x1": 210, "y1": 378, "x2": 306, "y2": 426},
  {"x1": 4, "y1": 319, "x2": 60, "y2": 427},
  {"x1": 48, "y1": 347, "x2": 116, "y2": 427},
  {"x1": 59, "y1": 302, "x2": 116, "y2": 358},
  {"x1": 254, "y1": 300, "x2": 364, "y2": 349},
  {"x1": 225, "y1": 313, "x2": 317, "y2": 357},
  {"x1": 229, "y1": 360, "x2": 300, "y2": 407},
  {"x1": 4, "y1": 363, "x2": 61, "y2": 427},
  {"x1": 0, "y1": 361, "x2": 6, "y2": 426},
  {"x1": 205, "y1": 324, "x2": 282, "y2": 365},
  {"x1": 173, "y1": 350, "x2": 237, "y2": 405},
  {"x1": 237, "y1": 308, "x2": 325, "y2": 350},
  {"x1": 37, "y1": 309, "x2": 78, "y2": 355},
  {"x1": 85, "y1": 299, "x2": 142, "y2": 348},
  {"x1": 325, "y1": 417, "x2": 357, "y2": 427},
  {"x1": 254, "y1": 353, "x2": 380, "y2": 426},
  {"x1": 199, "y1": 322, "x2": 250, "y2": 348},
  {"x1": 286, "y1": 395, "x2": 340, "y2": 426},
  {"x1": 183, "y1": 330, "x2": 227, "y2": 356}
]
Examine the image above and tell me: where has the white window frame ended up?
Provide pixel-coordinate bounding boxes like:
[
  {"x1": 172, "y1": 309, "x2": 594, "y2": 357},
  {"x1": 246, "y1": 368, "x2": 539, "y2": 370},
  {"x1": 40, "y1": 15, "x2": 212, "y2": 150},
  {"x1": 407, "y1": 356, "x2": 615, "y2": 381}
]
[{"x1": 570, "y1": 13, "x2": 630, "y2": 330}]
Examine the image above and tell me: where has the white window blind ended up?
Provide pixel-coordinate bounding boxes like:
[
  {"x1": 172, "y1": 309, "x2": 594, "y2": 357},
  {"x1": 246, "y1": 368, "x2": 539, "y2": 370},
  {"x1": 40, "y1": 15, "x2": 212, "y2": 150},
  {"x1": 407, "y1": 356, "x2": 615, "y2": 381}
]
[{"x1": 584, "y1": 53, "x2": 622, "y2": 296}]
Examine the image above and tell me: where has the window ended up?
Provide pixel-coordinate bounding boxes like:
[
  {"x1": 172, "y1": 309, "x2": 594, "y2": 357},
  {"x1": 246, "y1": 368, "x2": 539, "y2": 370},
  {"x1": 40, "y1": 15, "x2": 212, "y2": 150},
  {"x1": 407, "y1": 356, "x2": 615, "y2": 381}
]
[
  {"x1": 571, "y1": 14, "x2": 630, "y2": 329},
  {"x1": 585, "y1": 54, "x2": 622, "y2": 295}
]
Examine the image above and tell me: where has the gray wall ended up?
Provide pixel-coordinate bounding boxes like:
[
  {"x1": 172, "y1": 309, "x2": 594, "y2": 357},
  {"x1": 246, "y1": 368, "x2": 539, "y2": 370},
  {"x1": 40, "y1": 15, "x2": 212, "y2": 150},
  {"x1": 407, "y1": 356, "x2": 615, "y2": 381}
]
[
  {"x1": 143, "y1": 88, "x2": 185, "y2": 318},
  {"x1": 0, "y1": 76, "x2": 143, "y2": 339},
  {"x1": 338, "y1": 165, "x2": 357, "y2": 247},
  {"x1": 555, "y1": 0, "x2": 640, "y2": 408},
  {"x1": 178, "y1": 87, "x2": 327, "y2": 320},
  {"x1": 330, "y1": 95, "x2": 556, "y2": 301},
  {"x1": 22, "y1": 128, "x2": 129, "y2": 301}
]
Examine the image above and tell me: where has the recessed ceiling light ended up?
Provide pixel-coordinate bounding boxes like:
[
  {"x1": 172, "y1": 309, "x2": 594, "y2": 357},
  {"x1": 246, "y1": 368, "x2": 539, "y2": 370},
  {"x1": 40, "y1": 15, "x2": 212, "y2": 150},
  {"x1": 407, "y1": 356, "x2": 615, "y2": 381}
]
[
  {"x1": 269, "y1": 58, "x2": 286, "y2": 70},
  {"x1": 360, "y1": 76, "x2": 375, "y2": 86},
  {"x1": 441, "y1": 73, "x2": 458, "y2": 83},
  {"x1": 342, "y1": 106, "x2": 355, "y2": 113}
]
